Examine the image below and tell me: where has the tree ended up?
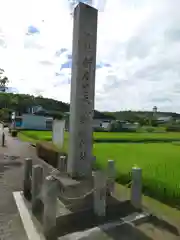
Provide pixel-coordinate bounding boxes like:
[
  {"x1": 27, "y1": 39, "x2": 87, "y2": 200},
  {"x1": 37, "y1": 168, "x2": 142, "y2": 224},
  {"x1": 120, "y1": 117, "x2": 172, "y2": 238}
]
[
  {"x1": 0, "y1": 68, "x2": 9, "y2": 92},
  {"x1": 108, "y1": 120, "x2": 123, "y2": 132},
  {"x1": 0, "y1": 108, "x2": 11, "y2": 121}
]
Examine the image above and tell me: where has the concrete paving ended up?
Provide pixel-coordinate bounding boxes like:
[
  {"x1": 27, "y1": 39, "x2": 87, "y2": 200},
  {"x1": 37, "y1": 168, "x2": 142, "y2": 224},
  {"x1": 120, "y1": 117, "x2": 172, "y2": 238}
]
[{"x1": 0, "y1": 129, "x2": 28, "y2": 239}]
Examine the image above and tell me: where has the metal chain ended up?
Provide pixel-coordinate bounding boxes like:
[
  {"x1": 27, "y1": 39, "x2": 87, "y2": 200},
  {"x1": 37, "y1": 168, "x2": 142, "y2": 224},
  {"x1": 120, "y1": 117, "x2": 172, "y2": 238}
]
[
  {"x1": 50, "y1": 168, "x2": 96, "y2": 201},
  {"x1": 122, "y1": 181, "x2": 132, "y2": 200},
  {"x1": 30, "y1": 167, "x2": 132, "y2": 202},
  {"x1": 50, "y1": 168, "x2": 59, "y2": 176},
  {"x1": 59, "y1": 187, "x2": 96, "y2": 201},
  {"x1": 125, "y1": 181, "x2": 132, "y2": 188}
]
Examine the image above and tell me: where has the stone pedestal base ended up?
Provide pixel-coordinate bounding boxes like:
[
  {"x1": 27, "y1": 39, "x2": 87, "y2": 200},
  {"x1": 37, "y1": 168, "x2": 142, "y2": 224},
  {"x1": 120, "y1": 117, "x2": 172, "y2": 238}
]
[
  {"x1": 54, "y1": 171, "x2": 94, "y2": 212},
  {"x1": 56, "y1": 199, "x2": 140, "y2": 237},
  {"x1": 53, "y1": 171, "x2": 141, "y2": 238}
]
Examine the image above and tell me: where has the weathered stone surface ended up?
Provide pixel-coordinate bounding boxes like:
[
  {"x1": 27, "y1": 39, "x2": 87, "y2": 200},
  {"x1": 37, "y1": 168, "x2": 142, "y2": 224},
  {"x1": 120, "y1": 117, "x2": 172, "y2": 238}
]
[
  {"x1": 43, "y1": 176, "x2": 59, "y2": 239},
  {"x1": 67, "y1": 2, "x2": 98, "y2": 178},
  {"x1": 93, "y1": 171, "x2": 106, "y2": 216},
  {"x1": 32, "y1": 165, "x2": 44, "y2": 217},
  {"x1": 23, "y1": 158, "x2": 32, "y2": 200},
  {"x1": 131, "y1": 167, "x2": 142, "y2": 209},
  {"x1": 107, "y1": 160, "x2": 115, "y2": 196}
]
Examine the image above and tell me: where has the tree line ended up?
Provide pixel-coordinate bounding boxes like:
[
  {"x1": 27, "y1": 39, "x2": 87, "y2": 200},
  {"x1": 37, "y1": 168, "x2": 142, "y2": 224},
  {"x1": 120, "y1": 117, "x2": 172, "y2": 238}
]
[
  {"x1": 0, "y1": 92, "x2": 116, "y2": 121},
  {"x1": 0, "y1": 67, "x2": 179, "y2": 124},
  {"x1": 0, "y1": 91, "x2": 180, "y2": 123}
]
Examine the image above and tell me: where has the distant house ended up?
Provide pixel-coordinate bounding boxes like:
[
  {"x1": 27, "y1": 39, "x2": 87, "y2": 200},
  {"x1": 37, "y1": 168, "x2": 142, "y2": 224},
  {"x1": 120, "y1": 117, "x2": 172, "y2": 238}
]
[
  {"x1": 13, "y1": 114, "x2": 53, "y2": 130},
  {"x1": 114, "y1": 120, "x2": 139, "y2": 131},
  {"x1": 93, "y1": 120, "x2": 139, "y2": 131},
  {"x1": 11, "y1": 104, "x2": 65, "y2": 130},
  {"x1": 121, "y1": 122, "x2": 140, "y2": 130},
  {"x1": 27, "y1": 105, "x2": 43, "y2": 113},
  {"x1": 156, "y1": 116, "x2": 173, "y2": 124},
  {"x1": 93, "y1": 119, "x2": 112, "y2": 129},
  {"x1": 175, "y1": 118, "x2": 180, "y2": 124},
  {"x1": 64, "y1": 112, "x2": 113, "y2": 130}
]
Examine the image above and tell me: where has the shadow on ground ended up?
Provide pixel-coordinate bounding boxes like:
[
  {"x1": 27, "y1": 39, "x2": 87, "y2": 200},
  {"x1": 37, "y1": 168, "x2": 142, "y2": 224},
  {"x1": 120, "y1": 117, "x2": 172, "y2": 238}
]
[
  {"x1": 99, "y1": 214, "x2": 180, "y2": 240},
  {"x1": 145, "y1": 215, "x2": 180, "y2": 236},
  {"x1": 0, "y1": 160, "x2": 22, "y2": 178},
  {"x1": 56, "y1": 207, "x2": 180, "y2": 239},
  {"x1": 103, "y1": 223, "x2": 153, "y2": 240}
]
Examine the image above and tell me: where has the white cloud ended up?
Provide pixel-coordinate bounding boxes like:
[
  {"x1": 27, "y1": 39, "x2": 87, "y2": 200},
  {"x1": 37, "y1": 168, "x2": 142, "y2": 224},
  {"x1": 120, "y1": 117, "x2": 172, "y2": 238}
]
[{"x1": 0, "y1": 0, "x2": 180, "y2": 112}]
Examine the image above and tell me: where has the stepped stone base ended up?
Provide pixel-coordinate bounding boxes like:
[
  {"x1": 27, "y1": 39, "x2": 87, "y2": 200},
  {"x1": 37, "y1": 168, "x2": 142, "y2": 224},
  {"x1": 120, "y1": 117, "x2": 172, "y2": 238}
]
[
  {"x1": 55, "y1": 199, "x2": 141, "y2": 238},
  {"x1": 52, "y1": 171, "x2": 141, "y2": 238}
]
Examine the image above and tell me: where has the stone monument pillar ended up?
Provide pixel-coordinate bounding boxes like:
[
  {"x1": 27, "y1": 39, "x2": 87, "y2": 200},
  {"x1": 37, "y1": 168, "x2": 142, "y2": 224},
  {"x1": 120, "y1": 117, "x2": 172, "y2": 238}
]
[{"x1": 67, "y1": 2, "x2": 98, "y2": 178}]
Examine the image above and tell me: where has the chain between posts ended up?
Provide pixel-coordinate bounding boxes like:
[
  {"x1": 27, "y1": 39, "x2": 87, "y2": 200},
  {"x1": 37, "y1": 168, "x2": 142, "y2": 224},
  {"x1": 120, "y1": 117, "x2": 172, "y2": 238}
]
[
  {"x1": 125, "y1": 181, "x2": 132, "y2": 188},
  {"x1": 30, "y1": 167, "x2": 133, "y2": 201},
  {"x1": 122, "y1": 181, "x2": 132, "y2": 200},
  {"x1": 59, "y1": 187, "x2": 96, "y2": 201},
  {"x1": 49, "y1": 169, "x2": 105, "y2": 201}
]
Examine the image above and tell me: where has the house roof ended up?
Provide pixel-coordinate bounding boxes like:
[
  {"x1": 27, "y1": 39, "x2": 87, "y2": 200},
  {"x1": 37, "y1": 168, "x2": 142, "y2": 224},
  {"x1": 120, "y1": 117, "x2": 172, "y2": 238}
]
[{"x1": 157, "y1": 116, "x2": 172, "y2": 121}]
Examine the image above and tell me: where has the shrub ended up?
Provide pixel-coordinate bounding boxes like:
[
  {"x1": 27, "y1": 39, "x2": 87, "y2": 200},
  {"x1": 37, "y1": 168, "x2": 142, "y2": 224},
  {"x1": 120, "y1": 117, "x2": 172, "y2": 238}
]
[
  {"x1": 108, "y1": 121, "x2": 137, "y2": 132},
  {"x1": 166, "y1": 125, "x2": 180, "y2": 132},
  {"x1": 36, "y1": 142, "x2": 67, "y2": 168},
  {"x1": 108, "y1": 121, "x2": 122, "y2": 132},
  {"x1": 93, "y1": 127, "x2": 106, "y2": 132},
  {"x1": 11, "y1": 130, "x2": 18, "y2": 137},
  {"x1": 1, "y1": 121, "x2": 8, "y2": 128},
  {"x1": 145, "y1": 127, "x2": 155, "y2": 133},
  {"x1": 120, "y1": 128, "x2": 137, "y2": 133}
]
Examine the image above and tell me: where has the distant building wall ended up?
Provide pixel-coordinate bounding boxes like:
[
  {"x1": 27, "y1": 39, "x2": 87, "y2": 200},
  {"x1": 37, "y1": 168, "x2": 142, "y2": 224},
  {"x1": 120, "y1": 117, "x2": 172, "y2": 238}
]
[
  {"x1": 101, "y1": 122, "x2": 110, "y2": 128},
  {"x1": 92, "y1": 119, "x2": 102, "y2": 128},
  {"x1": 21, "y1": 114, "x2": 53, "y2": 130},
  {"x1": 14, "y1": 116, "x2": 23, "y2": 128},
  {"x1": 65, "y1": 117, "x2": 113, "y2": 131},
  {"x1": 122, "y1": 123, "x2": 139, "y2": 130}
]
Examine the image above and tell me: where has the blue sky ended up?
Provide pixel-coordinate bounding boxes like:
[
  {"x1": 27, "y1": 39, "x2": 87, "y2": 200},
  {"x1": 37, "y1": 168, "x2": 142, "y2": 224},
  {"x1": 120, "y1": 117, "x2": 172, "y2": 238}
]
[{"x1": 0, "y1": 0, "x2": 180, "y2": 112}]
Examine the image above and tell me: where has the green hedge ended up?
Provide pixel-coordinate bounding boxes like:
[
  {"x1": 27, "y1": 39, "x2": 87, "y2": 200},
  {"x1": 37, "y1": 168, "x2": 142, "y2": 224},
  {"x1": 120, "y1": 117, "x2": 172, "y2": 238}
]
[
  {"x1": 93, "y1": 127, "x2": 107, "y2": 132},
  {"x1": 166, "y1": 125, "x2": 180, "y2": 132},
  {"x1": 11, "y1": 130, "x2": 18, "y2": 137},
  {"x1": 93, "y1": 138, "x2": 180, "y2": 143},
  {"x1": 36, "y1": 142, "x2": 67, "y2": 168}
]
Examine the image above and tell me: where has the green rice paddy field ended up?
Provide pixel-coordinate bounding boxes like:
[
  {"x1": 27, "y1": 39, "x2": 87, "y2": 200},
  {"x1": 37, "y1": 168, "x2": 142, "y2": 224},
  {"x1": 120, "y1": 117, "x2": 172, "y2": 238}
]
[
  {"x1": 19, "y1": 130, "x2": 180, "y2": 206},
  {"x1": 19, "y1": 130, "x2": 180, "y2": 141},
  {"x1": 94, "y1": 143, "x2": 180, "y2": 205}
]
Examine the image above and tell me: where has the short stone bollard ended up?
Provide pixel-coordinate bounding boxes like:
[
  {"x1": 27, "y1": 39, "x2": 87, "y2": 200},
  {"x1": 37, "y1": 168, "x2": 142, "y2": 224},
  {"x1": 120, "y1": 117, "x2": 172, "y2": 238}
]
[
  {"x1": 93, "y1": 170, "x2": 106, "y2": 217},
  {"x1": 2, "y1": 132, "x2": 5, "y2": 147},
  {"x1": 43, "y1": 175, "x2": 59, "y2": 239},
  {"x1": 32, "y1": 165, "x2": 44, "y2": 216},
  {"x1": 23, "y1": 158, "x2": 32, "y2": 200},
  {"x1": 107, "y1": 159, "x2": 115, "y2": 196},
  {"x1": 131, "y1": 167, "x2": 142, "y2": 209},
  {"x1": 58, "y1": 156, "x2": 67, "y2": 172}
]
